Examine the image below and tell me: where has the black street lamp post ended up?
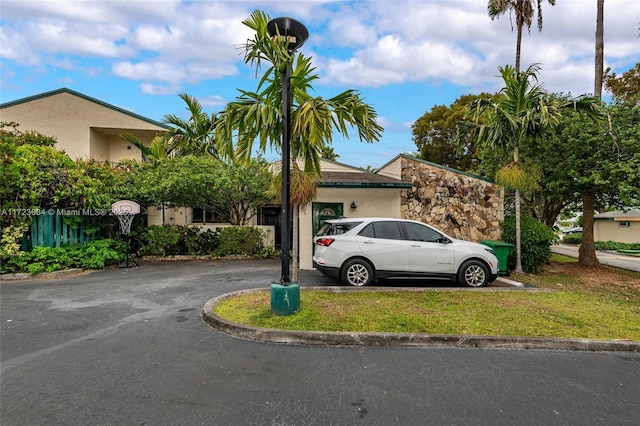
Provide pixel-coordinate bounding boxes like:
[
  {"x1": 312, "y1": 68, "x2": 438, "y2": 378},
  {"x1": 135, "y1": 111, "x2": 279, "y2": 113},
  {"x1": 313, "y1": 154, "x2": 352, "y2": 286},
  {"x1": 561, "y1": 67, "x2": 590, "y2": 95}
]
[{"x1": 267, "y1": 17, "x2": 308, "y2": 315}]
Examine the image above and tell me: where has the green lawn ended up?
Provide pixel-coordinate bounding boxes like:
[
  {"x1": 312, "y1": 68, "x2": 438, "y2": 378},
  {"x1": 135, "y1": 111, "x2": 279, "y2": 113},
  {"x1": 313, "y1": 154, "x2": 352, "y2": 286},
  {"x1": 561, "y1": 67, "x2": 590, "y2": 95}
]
[{"x1": 212, "y1": 255, "x2": 640, "y2": 341}]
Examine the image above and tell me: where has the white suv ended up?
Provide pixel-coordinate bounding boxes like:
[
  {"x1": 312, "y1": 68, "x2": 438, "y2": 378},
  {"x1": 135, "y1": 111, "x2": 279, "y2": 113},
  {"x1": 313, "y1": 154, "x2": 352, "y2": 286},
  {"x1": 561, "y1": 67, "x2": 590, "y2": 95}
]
[{"x1": 313, "y1": 218, "x2": 499, "y2": 287}]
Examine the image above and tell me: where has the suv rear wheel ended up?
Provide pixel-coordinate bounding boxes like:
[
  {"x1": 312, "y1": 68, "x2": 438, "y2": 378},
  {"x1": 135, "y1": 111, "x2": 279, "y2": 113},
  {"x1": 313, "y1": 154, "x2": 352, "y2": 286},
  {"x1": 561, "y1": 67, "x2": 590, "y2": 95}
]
[
  {"x1": 341, "y1": 259, "x2": 374, "y2": 286},
  {"x1": 457, "y1": 260, "x2": 489, "y2": 287}
]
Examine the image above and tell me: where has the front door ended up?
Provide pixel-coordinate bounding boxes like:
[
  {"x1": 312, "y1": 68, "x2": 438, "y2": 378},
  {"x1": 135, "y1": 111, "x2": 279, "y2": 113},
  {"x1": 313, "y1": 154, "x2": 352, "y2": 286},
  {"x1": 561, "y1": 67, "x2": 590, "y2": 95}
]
[{"x1": 312, "y1": 202, "x2": 343, "y2": 236}]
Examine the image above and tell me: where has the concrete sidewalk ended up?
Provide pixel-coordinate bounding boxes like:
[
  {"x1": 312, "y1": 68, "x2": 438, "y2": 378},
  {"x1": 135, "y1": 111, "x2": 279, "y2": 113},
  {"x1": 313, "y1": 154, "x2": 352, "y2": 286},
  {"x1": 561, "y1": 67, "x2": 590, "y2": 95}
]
[{"x1": 552, "y1": 244, "x2": 640, "y2": 272}]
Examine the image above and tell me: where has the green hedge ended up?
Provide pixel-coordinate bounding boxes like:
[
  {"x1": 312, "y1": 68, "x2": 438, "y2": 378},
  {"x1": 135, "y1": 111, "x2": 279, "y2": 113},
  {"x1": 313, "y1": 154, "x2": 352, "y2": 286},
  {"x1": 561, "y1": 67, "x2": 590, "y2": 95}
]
[
  {"x1": 1, "y1": 239, "x2": 124, "y2": 275},
  {"x1": 594, "y1": 241, "x2": 640, "y2": 251},
  {"x1": 562, "y1": 233, "x2": 582, "y2": 245},
  {"x1": 136, "y1": 225, "x2": 270, "y2": 257},
  {"x1": 562, "y1": 233, "x2": 640, "y2": 251},
  {"x1": 217, "y1": 226, "x2": 265, "y2": 256},
  {"x1": 136, "y1": 225, "x2": 219, "y2": 256},
  {"x1": 501, "y1": 215, "x2": 558, "y2": 273}
]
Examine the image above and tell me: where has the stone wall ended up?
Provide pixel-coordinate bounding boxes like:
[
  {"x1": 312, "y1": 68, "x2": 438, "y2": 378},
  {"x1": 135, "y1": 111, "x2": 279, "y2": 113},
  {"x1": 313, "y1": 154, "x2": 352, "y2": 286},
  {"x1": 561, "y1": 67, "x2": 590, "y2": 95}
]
[{"x1": 399, "y1": 157, "x2": 504, "y2": 242}]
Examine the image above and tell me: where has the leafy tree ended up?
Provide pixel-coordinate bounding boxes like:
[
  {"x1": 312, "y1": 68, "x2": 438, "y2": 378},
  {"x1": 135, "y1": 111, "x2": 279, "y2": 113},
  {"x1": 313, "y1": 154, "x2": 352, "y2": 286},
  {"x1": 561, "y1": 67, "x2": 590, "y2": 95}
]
[
  {"x1": 412, "y1": 93, "x2": 494, "y2": 172},
  {"x1": 214, "y1": 10, "x2": 383, "y2": 175},
  {"x1": 1, "y1": 127, "x2": 122, "y2": 254},
  {"x1": 459, "y1": 64, "x2": 603, "y2": 273},
  {"x1": 605, "y1": 62, "x2": 640, "y2": 105},
  {"x1": 556, "y1": 101, "x2": 640, "y2": 219},
  {"x1": 136, "y1": 156, "x2": 272, "y2": 225},
  {"x1": 488, "y1": 0, "x2": 556, "y2": 71}
]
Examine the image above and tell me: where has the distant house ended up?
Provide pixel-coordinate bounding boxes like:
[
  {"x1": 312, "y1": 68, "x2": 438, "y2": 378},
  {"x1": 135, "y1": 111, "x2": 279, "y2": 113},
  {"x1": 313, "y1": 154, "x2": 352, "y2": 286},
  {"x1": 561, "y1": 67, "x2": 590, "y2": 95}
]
[
  {"x1": 0, "y1": 87, "x2": 167, "y2": 163},
  {"x1": 594, "y1": 210, "x2": 640, "y2": 244}
]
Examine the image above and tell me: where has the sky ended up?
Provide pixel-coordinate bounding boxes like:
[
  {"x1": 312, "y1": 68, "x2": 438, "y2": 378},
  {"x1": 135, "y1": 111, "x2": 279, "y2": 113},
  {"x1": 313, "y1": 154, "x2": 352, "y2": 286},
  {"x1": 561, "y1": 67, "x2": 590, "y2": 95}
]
[{"x1": 1, "y1": 0, "x2": 639, "y2": 168}]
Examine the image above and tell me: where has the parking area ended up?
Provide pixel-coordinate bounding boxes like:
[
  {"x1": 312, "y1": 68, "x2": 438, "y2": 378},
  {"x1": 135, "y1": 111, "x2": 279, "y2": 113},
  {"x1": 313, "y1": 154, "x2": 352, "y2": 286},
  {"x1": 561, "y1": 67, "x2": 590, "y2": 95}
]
[{"x1": 2, "y1": 259, "x2": 639, "y2": 425}]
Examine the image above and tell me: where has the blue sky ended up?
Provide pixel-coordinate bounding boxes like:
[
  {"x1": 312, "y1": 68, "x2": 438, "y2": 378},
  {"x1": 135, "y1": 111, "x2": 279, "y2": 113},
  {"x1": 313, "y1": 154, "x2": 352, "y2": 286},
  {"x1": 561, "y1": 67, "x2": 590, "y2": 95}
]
[{"x1": 1, "y1": 0, "x2": 639, "y2": 168}]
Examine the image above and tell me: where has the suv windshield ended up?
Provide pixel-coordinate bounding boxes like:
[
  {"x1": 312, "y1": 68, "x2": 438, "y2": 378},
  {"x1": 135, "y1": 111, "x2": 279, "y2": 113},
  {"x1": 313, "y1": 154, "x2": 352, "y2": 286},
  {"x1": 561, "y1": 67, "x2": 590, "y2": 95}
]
[{"x1": 316, "y1": 221, "x2": 362, "y2": 236}]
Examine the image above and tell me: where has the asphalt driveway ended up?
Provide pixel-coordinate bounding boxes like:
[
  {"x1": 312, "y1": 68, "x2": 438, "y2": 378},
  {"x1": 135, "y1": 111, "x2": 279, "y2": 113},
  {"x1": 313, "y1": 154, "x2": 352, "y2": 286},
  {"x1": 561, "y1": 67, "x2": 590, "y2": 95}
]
[{"x1": 2, "y1": 259, "x2": 639, "y2": 425}]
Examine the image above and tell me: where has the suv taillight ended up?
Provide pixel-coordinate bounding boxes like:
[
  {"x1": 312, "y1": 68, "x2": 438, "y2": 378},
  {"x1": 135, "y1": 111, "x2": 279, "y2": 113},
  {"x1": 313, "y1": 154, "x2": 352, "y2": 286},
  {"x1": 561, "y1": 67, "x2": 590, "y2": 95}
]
[{"x1": 315, "y1": 238, "x2": 335, "y2": 247}]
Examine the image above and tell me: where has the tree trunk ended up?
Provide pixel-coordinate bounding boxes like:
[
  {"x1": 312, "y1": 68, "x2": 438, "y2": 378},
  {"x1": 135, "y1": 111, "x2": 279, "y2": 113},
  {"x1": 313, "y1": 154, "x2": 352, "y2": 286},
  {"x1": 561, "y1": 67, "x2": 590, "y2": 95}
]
[
  {"x1": 578, "y1": 192, "x2": 599, "y2": 265},
  {"x1": 291, "y1": 205, "x2": 299, "y2": 282},
  {"x1": 594, "y1": 0, "x2": 605, "y2": 98},
  {"x1": 578, "y1": 0, "x2": 604, "y2": 266},
  {"x1": 515, "y1": 23, "x2": 523, "y2": 72},
  {"x1": 514, "y1": 188, "x2": 523, "y2": 273}
]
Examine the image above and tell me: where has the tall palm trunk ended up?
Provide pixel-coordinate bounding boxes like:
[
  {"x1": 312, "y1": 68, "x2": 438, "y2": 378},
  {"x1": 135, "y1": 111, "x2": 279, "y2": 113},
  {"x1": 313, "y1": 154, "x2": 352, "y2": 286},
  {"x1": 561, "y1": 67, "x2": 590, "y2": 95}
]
[
  {"x1": 513, "y1": 144, "x2": 523, "y2": 273},
  {"x1": 291, "y1": 205, "x2": 299, "y2": 282},
  {"x1": 515, "y1": 23, "x2": 523, "y2": 72},
  {"x1": 578, "y1": 0, "x2": 604, "y2": 266},
  {"x1": 514, "y1": 189, "x2": 523, "y2": 272}
]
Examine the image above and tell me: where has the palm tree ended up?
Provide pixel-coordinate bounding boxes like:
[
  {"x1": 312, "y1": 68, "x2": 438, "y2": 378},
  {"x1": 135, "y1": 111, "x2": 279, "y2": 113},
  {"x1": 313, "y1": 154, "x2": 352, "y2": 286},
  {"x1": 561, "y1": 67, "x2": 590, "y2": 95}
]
[
  {"x1": 119, "y1": 134, "x2": 170, "y2": 162},
  {"x1": 162, "y1": 93, "x2": 219, "y2": 158},
  {"x1": 320, "y1": 146, "x2": 339, "y2": 161},
  {"x1": 460, "y1": 64, "x2": 602, "y2": 273},
  {"x1": 214, "y1": 10, "x2": 383, "y2": 175},
  {"x1": 215, "y1": 10, "x2": 383, "y2": 278},
  {"x1": 488, "y1": 0, "x2": 556, "y2": 71}
]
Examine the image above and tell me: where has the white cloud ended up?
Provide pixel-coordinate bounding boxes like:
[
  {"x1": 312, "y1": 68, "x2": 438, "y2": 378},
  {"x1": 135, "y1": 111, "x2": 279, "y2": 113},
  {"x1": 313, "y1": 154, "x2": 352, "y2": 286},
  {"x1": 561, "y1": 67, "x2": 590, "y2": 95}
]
[
  {"x1": 311, "y1": 0, "x2": 639, "y2": 97},
  {"x1": 140, "y1": 82, "x2": 181, "y2": 95},
  {"x1": 198, "y1": 95, "x2": 226, "y2": 108}
]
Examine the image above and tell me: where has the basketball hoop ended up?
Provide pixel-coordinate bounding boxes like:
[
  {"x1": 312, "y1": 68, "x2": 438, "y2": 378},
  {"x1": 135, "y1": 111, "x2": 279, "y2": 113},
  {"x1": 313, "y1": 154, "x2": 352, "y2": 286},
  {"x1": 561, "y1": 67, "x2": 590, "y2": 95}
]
[
  {"x1": 111, "y1": 200, "x2": 140, "y2": 268},
  {"x1": 117, "y1": 213, "x2": 135, "y2": 235},
  {"x1": 111, "y1": 200, "x2": 140, "y2": 235}
]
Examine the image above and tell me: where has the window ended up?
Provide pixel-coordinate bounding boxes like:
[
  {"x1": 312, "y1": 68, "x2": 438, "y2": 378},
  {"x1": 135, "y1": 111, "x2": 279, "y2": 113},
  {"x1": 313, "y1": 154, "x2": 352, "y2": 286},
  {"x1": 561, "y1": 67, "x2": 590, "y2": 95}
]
[
  {"x1": 618, "y1": 221, "x2": 631, "y2": 227},
  {"x1": 403, "y1": 222, "x2": 443, "y2": 242},
  {"x1": 318, "y1": 221, "x2": 362, "y2": 236},
  {"x1": 359, "y1": 221, "x2": 402, "y2": 240},
  {"x1": 192, "y1": 208, "x2": 215, "y2": 224}
]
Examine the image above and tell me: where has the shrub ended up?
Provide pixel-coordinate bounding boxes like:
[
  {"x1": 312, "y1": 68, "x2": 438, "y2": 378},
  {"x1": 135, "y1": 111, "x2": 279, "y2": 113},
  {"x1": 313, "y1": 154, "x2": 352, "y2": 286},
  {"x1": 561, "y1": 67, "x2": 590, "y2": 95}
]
[
  {"x1": 562, "y1": 233, "x2": 582, "y2": 245},
  {"x1": 138, "y1": 225, "x2": 183, "y2": 256},
  {"x1": 2, "y1": 239, "x2": 124, "y2": 274},
  {"x1": 182, "y1": 227, "x2": 220, "y2": 255},
  {"x1": 217, "y1": 226, "x2": 264, "y2": 256},
  {"x1": 594, "y1": 241, "x2": 640, "y2": 251},
  {"x1": 137, "y1": 225, "x2": 220, "y2": 256},
  {"x1": 501, "y1": 215, "x2": 558, "y2": 273}
]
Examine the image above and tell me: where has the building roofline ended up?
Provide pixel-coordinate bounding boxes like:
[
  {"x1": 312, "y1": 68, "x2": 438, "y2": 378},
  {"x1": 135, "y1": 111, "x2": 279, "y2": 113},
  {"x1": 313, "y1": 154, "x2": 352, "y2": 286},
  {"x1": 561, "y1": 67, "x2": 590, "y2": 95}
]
[
  {"x1": 318, "y1": 182, "x2": 413, "y2": 189},
  {"x1": 0, "y1": 87, "x2": 170, "y2": 129},
  {"x1": 378, "y1": 154, "x2": 496, "y2": 184}
]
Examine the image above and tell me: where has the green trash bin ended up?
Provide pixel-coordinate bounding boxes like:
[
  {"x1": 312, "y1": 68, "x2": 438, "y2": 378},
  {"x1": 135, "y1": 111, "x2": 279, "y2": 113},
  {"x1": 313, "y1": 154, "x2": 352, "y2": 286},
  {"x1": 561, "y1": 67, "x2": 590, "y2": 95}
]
[{"x1": 481, "y1": 240, "x2": 514, "y2": 276}]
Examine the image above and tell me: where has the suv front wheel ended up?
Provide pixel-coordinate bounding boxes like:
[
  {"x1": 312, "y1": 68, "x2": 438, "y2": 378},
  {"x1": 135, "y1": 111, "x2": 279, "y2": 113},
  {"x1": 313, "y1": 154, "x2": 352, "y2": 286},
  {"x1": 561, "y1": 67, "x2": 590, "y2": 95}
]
[
  {"x1": 341, "y1": 259, "x2": 374, "y2": 286},
  {"x1": 457, "y1": 260, "x2": 489, "y2": 287}
]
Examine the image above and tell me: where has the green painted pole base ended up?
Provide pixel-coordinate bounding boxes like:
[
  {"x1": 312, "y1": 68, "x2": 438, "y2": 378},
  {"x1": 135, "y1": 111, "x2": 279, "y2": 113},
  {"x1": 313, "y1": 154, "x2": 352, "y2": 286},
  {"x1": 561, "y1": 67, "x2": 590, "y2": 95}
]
[{"x1": 270, "y1": 283, "x2": 300, "y2": 316}]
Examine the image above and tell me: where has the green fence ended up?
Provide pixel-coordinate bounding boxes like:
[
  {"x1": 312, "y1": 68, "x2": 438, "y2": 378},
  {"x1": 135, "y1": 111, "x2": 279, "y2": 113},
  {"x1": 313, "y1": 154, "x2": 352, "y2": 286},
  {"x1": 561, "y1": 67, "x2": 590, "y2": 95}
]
[{"x1": 23, "y1": 214, "x2": 100, "y2": 250}]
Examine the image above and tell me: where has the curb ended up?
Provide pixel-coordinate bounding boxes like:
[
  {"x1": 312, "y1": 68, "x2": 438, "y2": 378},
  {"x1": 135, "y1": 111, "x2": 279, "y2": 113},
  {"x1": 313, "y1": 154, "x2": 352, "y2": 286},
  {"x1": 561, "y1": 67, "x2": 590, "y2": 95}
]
[
  {"x1": 201, "y1": 287, "x2": 640, "y2": 352},
  {"x1": 0, "y1": 268, "x2": 86, "y2": 281}
]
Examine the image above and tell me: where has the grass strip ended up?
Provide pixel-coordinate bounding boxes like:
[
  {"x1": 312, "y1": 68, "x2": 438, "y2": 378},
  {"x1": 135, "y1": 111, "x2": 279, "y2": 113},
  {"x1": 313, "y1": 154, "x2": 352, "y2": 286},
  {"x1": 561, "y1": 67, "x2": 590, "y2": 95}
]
[{"x1": 213, "y1": 289, "x2": 640, "y2": 341}]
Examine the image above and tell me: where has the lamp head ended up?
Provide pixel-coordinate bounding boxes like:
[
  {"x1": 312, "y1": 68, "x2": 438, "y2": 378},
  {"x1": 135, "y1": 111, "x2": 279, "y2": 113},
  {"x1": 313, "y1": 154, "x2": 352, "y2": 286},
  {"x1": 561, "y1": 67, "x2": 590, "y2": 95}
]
[{"x1": 267, "y1": 17, "x2": 309, "y2": 52}]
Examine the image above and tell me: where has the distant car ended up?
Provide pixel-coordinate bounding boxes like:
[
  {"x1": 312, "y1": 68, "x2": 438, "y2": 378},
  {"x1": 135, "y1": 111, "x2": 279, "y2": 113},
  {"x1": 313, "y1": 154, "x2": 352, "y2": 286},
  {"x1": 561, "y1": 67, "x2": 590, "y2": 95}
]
[
  {"x1": 312, "y1": 217, "x2": 499, "y2": 287},
  {"x1": 563, "y1": 227, "x2": 583, "y2": 234}
]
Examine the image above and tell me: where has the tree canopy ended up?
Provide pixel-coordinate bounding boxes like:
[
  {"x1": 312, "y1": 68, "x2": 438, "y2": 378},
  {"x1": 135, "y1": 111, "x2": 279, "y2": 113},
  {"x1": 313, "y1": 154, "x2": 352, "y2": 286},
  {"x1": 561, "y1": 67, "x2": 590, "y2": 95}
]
[
  {"x1": 412, "y1": 93, "x2": 494, "y2": 173},
  {"x1": 605, "y1": 62, "x2": 640, "y2": 105}
]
